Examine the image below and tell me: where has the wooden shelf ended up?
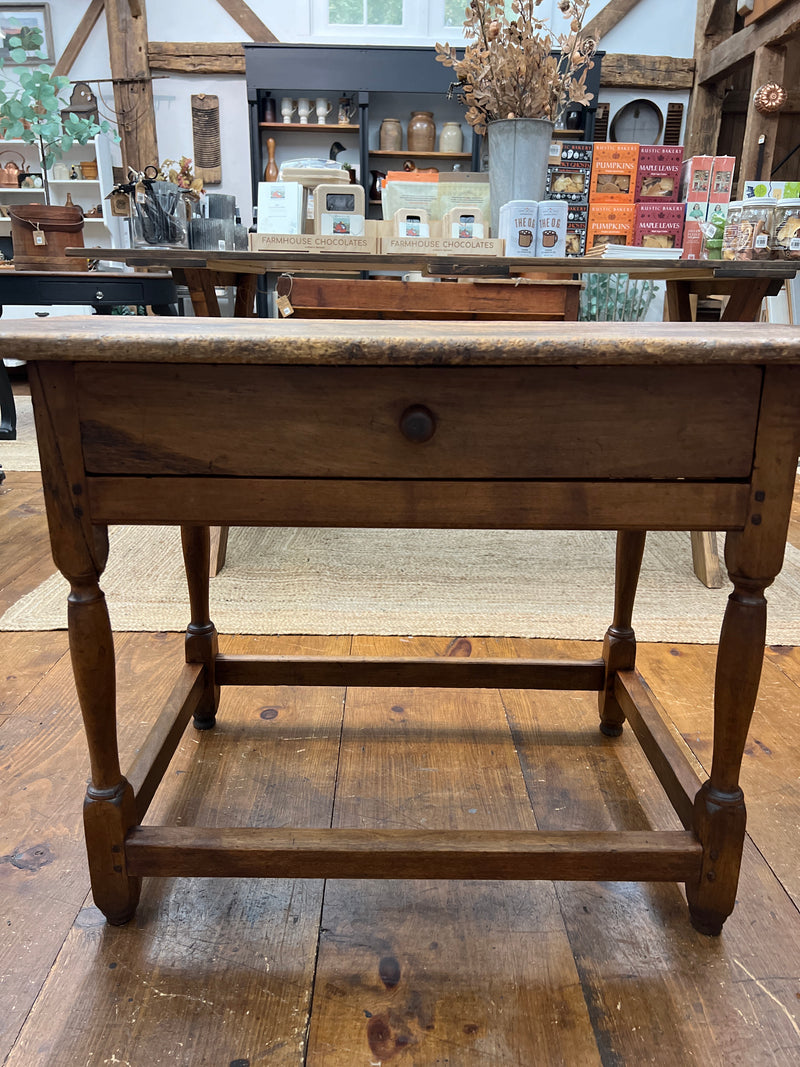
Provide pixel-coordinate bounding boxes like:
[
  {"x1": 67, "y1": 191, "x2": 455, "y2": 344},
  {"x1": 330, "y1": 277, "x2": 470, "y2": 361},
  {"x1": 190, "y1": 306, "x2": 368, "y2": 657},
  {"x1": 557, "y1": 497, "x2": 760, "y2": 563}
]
[
  {"x1": 370, "y1": 150, "x2": 471, "y2": 159},
  {"x1": 259, "y1": 122, "x2": 359, "y2": 131},
  {"x1": 50, "y1": 179, "x2": 101, "y2": 188}
]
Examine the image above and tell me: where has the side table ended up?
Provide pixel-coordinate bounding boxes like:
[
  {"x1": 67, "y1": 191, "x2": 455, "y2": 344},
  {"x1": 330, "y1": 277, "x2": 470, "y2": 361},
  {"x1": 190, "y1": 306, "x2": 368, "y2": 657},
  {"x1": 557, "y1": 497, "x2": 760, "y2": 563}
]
[{"x1": 9, "y1": 315, "x2": 800, "y2": 937}]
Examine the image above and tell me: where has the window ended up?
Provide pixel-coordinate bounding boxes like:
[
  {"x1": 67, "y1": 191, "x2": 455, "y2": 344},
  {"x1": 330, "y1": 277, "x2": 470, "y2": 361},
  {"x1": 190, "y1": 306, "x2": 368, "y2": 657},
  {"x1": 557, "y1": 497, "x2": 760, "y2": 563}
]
[
  {"x1": 328, "y1": 0, "x2": 403, "y2": 25},
  {"x1": 311, "y1": 0, "x2": 474, "y2": 41}
]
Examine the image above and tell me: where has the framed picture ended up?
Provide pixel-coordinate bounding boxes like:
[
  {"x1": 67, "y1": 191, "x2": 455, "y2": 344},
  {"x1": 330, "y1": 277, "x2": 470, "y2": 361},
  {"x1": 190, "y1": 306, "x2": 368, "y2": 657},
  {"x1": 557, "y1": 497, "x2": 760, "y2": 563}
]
[{"x1": 0, "y1": 4, "x2": 54, "y2": 65}]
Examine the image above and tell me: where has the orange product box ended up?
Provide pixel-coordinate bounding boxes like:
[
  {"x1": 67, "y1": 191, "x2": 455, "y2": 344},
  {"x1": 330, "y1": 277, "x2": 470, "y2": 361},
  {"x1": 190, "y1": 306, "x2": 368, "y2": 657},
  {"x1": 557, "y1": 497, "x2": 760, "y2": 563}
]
[
  {"x1": 589, "y1": 143, "x2": 639, "y2": 203},
  {"x1": 587, "y1": 204, "x2": 636, "y2": 248}
]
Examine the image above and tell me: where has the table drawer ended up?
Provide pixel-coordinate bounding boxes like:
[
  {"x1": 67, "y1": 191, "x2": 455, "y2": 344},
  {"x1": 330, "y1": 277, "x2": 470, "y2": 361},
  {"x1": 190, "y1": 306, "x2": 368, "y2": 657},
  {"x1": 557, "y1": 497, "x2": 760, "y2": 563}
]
[{"x1": 77, "y1": 363, "x2": 761, "y2": 480}]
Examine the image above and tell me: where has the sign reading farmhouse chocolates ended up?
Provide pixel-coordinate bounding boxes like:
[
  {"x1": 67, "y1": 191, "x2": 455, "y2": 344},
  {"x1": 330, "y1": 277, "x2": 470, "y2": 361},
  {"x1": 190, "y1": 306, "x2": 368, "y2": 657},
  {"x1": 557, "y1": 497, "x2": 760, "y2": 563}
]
[{"x1": 535, "y1": 201, "x2": 567, "y2": 256}]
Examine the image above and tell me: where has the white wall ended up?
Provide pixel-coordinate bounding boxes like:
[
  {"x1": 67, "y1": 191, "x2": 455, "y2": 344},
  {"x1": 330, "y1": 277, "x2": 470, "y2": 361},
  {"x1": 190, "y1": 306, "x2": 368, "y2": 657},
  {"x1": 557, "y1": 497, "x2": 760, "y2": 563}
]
[{"x1": 46, "y1": 0, "x2": 698, "y2": 224}]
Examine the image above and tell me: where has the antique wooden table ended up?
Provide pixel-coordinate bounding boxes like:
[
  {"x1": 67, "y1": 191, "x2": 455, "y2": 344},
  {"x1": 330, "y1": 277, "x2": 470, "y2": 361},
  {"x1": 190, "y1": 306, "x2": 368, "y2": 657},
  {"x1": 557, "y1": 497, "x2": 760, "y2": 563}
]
[
  {"x1": 9, "y1": 315, "x2": 800, "y2": 936},
  {"x1": 68, "y1": 249, "x2": 799, "y2": 587},
  {"x1": 66, "y1": 246, "x2": 798, "y2": 321}
]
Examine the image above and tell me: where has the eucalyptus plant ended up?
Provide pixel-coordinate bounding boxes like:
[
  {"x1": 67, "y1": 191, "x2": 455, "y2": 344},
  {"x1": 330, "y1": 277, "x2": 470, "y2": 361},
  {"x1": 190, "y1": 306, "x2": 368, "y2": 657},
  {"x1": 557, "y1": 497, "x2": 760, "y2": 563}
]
[{"x1": 0, "y1": 21, "x2": 117, "y2": 204}]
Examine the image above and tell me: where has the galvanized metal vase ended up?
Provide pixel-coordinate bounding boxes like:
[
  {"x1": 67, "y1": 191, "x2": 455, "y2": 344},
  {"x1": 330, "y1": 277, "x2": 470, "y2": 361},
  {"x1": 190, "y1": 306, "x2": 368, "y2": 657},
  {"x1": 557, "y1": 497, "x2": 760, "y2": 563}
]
[{"x1": 487, "y1": 117, "x2": 554, "y2": 238}]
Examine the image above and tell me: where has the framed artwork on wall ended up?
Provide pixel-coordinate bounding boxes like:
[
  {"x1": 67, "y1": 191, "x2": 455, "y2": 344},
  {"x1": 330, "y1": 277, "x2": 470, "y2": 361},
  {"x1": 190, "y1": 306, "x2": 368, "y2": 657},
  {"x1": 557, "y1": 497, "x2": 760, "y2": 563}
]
[{"x1": 0, "y1": 3, "x2": 54, "y2": 65}]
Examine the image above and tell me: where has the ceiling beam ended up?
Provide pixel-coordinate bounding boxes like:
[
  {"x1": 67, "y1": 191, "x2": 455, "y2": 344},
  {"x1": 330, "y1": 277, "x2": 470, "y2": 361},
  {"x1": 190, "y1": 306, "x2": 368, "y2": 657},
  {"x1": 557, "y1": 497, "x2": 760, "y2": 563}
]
[
  {"x1": 53, "y1": 0, "x2": 105, "y2": 77},
  {"x1": 599, "y1": 54, "x2": 695, "y2": 90},
  {"x1": 698, "y1": 1, "x2": 800, "y2": 82},
  {"x1": 583, "y1": 0, "x2": 641, "y2": 42},
  {"x1": 214, "y1": 0, "x2": 278, "y2": 42},
  {"x1": 148, "y1": 42, "x2": 246, "y2": 75}
]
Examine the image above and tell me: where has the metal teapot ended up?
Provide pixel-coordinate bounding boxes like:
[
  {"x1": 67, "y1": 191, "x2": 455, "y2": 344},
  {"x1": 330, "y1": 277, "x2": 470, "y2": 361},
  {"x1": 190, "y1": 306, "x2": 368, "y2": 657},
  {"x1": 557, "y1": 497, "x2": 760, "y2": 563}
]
[{"x1": 0, "y1": 152, "x2": 26, "y2": 187}]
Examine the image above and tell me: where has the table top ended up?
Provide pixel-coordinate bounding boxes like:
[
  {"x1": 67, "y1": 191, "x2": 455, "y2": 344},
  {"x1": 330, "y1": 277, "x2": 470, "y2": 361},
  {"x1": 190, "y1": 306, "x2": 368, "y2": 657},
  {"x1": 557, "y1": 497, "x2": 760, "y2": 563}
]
[
  {"x1": 69, "y1": 247, "x2": 800, "y2": 281},
  {"x1": 3, "y1": 315, "x2": 800, "y2": 366}
]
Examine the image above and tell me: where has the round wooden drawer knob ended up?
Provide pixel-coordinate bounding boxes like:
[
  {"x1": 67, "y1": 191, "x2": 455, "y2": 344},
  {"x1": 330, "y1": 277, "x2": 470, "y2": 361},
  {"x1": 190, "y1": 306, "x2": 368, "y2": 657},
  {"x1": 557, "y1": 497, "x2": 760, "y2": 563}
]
[{"x1": 399, "y1": 404, "x2": 436, "y2": 443}]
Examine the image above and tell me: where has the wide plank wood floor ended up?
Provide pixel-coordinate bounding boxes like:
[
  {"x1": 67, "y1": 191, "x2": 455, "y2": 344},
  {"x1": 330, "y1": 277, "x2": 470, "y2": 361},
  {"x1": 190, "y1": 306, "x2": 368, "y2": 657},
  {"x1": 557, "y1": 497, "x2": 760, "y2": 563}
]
[{"x1": 2, "y1": 445, "x2": 799, "y2": 1063}]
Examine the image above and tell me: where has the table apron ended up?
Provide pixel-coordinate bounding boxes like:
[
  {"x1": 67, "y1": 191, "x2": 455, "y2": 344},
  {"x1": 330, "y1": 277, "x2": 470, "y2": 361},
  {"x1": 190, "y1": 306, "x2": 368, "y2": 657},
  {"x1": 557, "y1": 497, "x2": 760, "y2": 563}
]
[{"x1": 85, "y1": 476, "x2": 751, "y2": 530}]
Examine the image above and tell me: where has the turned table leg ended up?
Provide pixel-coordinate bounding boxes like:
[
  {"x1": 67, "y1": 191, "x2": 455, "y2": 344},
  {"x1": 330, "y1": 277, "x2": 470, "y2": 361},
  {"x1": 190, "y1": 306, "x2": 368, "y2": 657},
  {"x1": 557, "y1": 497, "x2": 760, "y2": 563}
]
[
  {"x1": 67, "y1": 556, "x2": 141, "y2": 925},
  {"x1": 686, "y1": 365, "x2": 800, "y2": 934},
  {"x1": 181, "y1": 524, "x2": 220, "y2": 729},
  {"x1": 687, "y1": 556, "x2": 768, "y2": 935},
  {"x1": 598, "y1": 530, "x2": 647, "y2": 736}
]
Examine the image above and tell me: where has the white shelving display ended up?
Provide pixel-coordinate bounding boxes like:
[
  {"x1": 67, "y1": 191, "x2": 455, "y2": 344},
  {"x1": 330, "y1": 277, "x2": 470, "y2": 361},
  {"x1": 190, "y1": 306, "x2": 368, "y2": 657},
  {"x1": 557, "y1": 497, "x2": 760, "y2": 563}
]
[{"x1": 0, "y1": 133, "x2": 123, "y2": 251}]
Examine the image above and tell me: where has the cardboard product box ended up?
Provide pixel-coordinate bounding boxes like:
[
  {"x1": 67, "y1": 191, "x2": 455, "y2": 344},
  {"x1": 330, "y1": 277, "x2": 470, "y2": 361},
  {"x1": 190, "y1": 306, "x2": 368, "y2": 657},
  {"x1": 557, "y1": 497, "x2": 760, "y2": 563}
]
[
  {"x1": 709, "y1": 156, "x2": 736, "y2": 205},
  {"x1": 587, "y1": 204, "x2": 636, "y2": 248},
  {"x1": 565, "y1": 203, "x2": 589, "y2": 256},
  {"x1": 635, "y1": 145, "x2": 683, "y2": 202},
  {"x1": 634, "y1": 202, "x2": 685, "y2": 249},
  {"x1": 680, "y1": 220, "x2": 705, "y2": 259},
  {"x1": 589, "y1": 143, "x2": 639, "y2": 203},
  {"x1": 742, "y1": 179, "x2": 800, "y2": 200},
  {"x1": 680, "y1": 155, "x2": 713, "y2": 200},
  {"x1": 546, "y1": 141, "x2": 593, "y2": 203},
  {"x1": 256, "y1": 181, "x2": 304, "y2": 234},
  {"x1": 679, "y1": 155, "x2": 713, "y2": 222}
]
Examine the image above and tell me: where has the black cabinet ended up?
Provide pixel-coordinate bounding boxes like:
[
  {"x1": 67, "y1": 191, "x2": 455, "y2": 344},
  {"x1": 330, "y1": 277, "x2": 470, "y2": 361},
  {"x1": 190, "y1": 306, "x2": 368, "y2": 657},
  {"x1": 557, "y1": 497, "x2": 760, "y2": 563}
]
[
  {"x1": 244, "y1": 44, "x2": 485, "y2": 210},
  {"x1": 244, "y1": 43, "x2": 603, "y2": 214}
]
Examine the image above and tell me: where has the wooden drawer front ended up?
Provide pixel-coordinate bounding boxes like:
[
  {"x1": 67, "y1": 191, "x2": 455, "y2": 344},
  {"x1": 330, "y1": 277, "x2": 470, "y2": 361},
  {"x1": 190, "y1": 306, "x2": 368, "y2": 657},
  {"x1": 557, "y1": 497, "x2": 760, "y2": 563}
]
[{"x1": 77, "y1": 363, "x2": 761, "y2": 480}]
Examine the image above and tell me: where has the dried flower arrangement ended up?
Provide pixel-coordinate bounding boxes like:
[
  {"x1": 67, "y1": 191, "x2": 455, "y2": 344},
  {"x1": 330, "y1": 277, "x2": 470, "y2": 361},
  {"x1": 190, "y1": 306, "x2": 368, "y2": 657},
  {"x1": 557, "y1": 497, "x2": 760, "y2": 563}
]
[
  {"x1": 156, "y1": 156, "x2": 204, "y2": 195},
  {"x1": 436, "y1": 0, "x2": 596, "y2": 134}
]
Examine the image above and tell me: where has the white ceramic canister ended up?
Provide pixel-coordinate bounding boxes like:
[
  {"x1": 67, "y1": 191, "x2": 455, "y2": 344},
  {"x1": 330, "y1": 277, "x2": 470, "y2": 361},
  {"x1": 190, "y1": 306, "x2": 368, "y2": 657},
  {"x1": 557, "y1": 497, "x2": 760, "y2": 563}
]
[
  {"x1": 439, "y1": 121, "x2": 463, "y2": 153},
  {"x1": 498, "y1": 200, "x2": 539, "y2": 256},
  {"x1": 535, "y1": 200, "x2": 568, "y2": 257}
]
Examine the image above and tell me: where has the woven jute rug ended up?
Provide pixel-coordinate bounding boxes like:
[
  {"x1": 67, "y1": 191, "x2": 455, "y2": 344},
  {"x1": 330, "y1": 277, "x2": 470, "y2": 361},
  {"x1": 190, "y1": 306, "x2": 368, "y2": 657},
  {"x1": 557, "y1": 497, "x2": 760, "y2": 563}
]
[
  {"x1": 1, "y1": 396, "x2": 39, "y2": 471},
  {"x1": 3, "y1": 524, "x2": 800, "y2": 643}
]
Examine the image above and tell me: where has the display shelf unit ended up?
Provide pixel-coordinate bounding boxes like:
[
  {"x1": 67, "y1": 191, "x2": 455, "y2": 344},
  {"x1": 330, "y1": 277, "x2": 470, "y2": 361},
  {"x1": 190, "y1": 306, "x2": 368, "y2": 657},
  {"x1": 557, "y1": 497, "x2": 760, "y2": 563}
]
[
  {"x1": 0, "y1": 134, "x2": 123, "y2": 255},
  {"x1": 259, "y1": 122, "x2": 361, "y2": 132},
  {"x1": 370, "y1": 150, "x2": 472, "y2": 160},
  {"x1": 245, "y1": 44, "x2": 485, "y2": 210},
  {"x1": 245, "y1": 43, "x2": 603, "y2": 212}
]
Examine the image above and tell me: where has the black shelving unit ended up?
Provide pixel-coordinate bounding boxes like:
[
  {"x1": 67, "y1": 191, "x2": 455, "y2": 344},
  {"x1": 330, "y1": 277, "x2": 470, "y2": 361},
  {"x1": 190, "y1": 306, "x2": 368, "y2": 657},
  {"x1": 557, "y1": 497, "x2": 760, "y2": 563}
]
[{"x1": 243, "y1": 43, "x2": 603, "y2": 313}]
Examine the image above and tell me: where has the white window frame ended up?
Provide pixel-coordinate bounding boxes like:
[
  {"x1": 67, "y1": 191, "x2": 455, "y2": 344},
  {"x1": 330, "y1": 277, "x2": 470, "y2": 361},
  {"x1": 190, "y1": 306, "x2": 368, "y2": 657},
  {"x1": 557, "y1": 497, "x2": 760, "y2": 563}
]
[{"x1": 309, "y1": 0, "x2": 471, "y2": 42}]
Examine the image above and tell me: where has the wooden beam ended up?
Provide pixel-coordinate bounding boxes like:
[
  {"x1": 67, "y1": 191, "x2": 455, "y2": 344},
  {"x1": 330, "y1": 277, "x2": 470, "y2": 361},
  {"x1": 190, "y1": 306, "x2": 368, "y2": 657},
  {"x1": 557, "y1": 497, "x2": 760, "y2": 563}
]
[
  {"x1": 737, "y1": 44, "x2": 787, "y2": 195},
  {"x1": 148, "y1": 41, "x2": 245, "y2": 75},
  {"x1": 685, "y1": 0, "x2": 738, "y2": 157},
  {"x1": 105, "y1": 0, "x2": 158, "y2": 174},
  {"x1": 126, "y1": 0, "x2": 142, "y2": 17},
  {"x1": 600, "y1": 54, "x2": 695, "y2": 90},
  {"x1": 704, "y1": 0, "x2": 737, "y2": 37},
  {"x1": 214, "y1": 0, "x2": 277, "y2": 42},
  {"x1": 699, "y1": 2, "x2": 800, "y2": 82},
  {"x1": 53, "y1": 0, "x2": 105, "y2": 77},
  {"x1": 583, "y1": 0, "x2": 641, "y2": 42},
  {"x1": 745, "y1": 0, "x2": 795, "y2": 27}
]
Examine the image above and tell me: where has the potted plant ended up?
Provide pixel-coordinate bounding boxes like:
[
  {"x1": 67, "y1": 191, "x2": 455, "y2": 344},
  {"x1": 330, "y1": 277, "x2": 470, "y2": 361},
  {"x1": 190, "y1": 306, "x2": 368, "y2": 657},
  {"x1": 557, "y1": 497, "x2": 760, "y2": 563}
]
[
  {"x1": 436, "y1": 0, "x2": 595, "y2": 233},
  {"x1": 0, "y1": 18, "x2": 118, "y2": 268},
  {"x1": 0, "y1": 20, "x2": 117, "y2": 205}
]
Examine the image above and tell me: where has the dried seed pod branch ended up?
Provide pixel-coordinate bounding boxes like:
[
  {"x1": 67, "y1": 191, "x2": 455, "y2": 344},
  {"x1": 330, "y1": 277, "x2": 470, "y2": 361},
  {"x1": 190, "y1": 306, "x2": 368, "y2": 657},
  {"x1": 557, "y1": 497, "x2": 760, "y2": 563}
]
[{"x1": 435, "y1": 0, "x2": 594, "y2": 135}]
